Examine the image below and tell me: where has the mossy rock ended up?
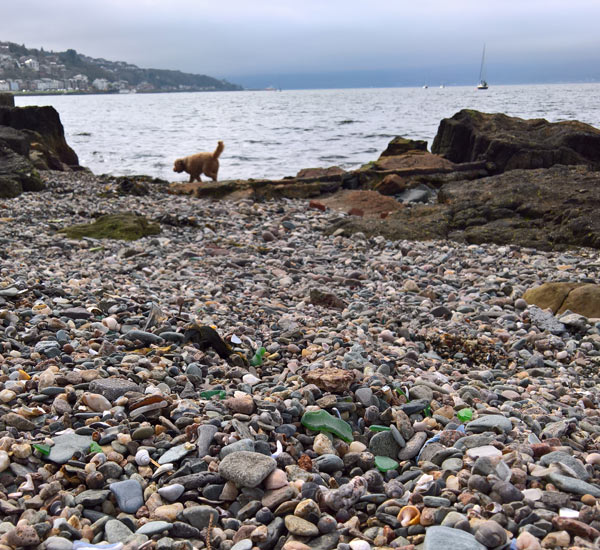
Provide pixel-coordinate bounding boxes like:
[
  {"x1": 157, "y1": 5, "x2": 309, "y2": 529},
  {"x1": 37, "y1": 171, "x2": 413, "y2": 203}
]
[
  {"x1": 0, "y1": 142, "x2": 44, "y2": 197},
  {"x1": 59, "y1": 213, "x2": 161, "y2": 241},
  {"x1": 0, "y1": 175, "x2": 23, "y2": 198}
]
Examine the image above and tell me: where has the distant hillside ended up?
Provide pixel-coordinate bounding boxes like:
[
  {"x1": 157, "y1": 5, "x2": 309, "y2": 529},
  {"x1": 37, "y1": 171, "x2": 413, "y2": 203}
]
[{"x1": 0, "y1": 40, "x2": 242, "y2": 93}]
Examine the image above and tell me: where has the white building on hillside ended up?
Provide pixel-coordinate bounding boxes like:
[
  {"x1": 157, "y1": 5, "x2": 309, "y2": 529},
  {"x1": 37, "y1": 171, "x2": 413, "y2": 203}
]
[
  {"x1": 24, "y1": 58, "x2": 40, "y2": 71},
  {"x1": 92, "y1": 78, "x2": 110, "y2": 91}
]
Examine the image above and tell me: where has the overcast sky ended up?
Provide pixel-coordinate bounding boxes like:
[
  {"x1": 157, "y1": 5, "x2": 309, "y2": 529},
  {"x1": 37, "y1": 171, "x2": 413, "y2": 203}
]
[{"x1": 2, "y1": 0, "x2": 599, "y2": 87}]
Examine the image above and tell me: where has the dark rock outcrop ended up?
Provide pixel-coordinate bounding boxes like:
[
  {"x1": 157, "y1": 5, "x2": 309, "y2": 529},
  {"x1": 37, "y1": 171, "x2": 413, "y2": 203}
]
[
  {"x1": 0, "y1": 93, "x2": 15, "y2": 107},
  {"x1": 0, "y1": 105, "x2": 79, "y2": 170},
  {"x1": 431, "y1": 109, "x2": 600, "y2": 173},
  {"x1": 326, "y1": 165, "x2": 600, "y2": 250},
  {"x1": 0, "y1": 104, "x2": 80, "y2": 197}
]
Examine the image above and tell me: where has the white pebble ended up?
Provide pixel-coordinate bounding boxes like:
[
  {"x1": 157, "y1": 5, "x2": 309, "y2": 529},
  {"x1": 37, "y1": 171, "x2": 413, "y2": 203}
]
[
  {"x1": 242, "y1": 374, "x2": 261, "y2": 386},
  {"x1": 0, "y1": 450, "x2": 10, "y2": 472}
]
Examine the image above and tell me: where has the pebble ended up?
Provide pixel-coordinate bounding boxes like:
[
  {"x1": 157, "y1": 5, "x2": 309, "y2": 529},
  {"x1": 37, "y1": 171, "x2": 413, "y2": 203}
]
[
  {"x1": 109, "y1": 479, "x2": 144, "y2": 513},
  {"x1": 104, "y1": 520, "x2": 133, "y2": 544},
  {"x1": 44, "y1": 537, "x2": 74, "y2": 550},
  {"x1": 284, "y1": 516, "x2": 319, "y2": 537},
  {"x1": 158, "y1": 483, "x2": 185, "y2": 501},
  {"x1": 158, "y1": 443, "x2": 193, "y2": 464}
]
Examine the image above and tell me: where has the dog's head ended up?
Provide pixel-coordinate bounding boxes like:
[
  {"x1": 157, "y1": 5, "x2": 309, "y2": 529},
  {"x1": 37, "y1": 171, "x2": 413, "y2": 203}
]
[{"x1": 173, "y1": 159, "x2": 185, "y2": 173}]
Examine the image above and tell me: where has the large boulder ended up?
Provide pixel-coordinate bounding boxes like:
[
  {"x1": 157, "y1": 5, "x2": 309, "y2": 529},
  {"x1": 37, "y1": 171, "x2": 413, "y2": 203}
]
[
  {"x1": 0, "y1": 105, "x2": 79, "y2": 170},
  {"x1": 524, "y1": 283, "x2": 600, "y2": 318},
  {"x1": 431, "y1": 109, "x2": 600, "y2": 173}
]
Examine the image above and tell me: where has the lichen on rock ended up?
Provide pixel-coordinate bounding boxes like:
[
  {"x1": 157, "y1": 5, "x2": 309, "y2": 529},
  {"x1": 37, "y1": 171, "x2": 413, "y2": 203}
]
[{"x1": 59, "y1": 212, "x2": 160, "y2": 241}]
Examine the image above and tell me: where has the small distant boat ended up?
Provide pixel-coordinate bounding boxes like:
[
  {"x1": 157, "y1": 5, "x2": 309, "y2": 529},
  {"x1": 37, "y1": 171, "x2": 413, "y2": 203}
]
[
  {"x1": 477, "y1": 44, "x2": 489, "y2": 89},
  {"x1": 422, "y1": 85, "x2": 428, "y2": 89}
]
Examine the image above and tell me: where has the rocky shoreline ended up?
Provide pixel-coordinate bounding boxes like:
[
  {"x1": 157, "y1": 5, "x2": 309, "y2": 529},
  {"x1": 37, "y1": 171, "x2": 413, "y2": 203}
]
[
  {"x1": 0, "y1": 168, "x2": 598, "y2": 550},
  {"x1": 1, "y1": 98, "x2": 600, "y2": 550}
]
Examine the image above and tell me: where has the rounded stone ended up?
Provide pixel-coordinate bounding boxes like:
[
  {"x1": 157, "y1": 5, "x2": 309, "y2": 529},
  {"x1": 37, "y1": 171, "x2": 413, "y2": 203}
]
[{"x1": 284, "y1": 515, "x2": 319, "y2": 537}]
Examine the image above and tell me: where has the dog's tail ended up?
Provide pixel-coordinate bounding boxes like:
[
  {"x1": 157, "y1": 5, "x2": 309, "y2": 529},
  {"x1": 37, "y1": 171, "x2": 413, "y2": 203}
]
[{"x1": 212, "y1": 140, "x2": 224, "y2": 159}]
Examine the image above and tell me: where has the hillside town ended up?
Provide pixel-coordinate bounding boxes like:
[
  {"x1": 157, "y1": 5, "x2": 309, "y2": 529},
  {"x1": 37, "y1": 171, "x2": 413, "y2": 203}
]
[{"x1": 0, "y1": 41, "x2": 241, "y2": 93}]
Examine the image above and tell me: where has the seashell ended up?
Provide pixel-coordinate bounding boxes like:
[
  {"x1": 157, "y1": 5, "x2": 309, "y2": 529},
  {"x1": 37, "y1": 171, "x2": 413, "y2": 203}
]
[
  {"x1": 152, "y1": 462, "x2": 174, "y2": 479},
  {"x1": 102, "y1": 316, "x2": 119, "y2": 331},
  {"x1": 271, "y1": 440, "x2": 283, "y2": 458},
  {"x1": 474, "y1": 520, "x2": 507, "y2": 548},
  {"x1": 135, "y1": 449, "x2": 151, "y2": 466},
  {"x1": 90, "y1": 452, "x2": 107, "y2": 465},
  {"x1": 413, "y1": 473, "x2": 434, "y2": 493},
  {"x1": 540, "y1": 531, "x2": 569, "y2": 548},
  {"x1": 397, "y1": 505, "x2": 420, "y2": 527},
  {"x1": 516, "y1": 531, "x2": 542, "y2": 550},
  {"x1": 585, "y1": 452, "x2": 600, "y2": 465},
  {"x1": 19, "y1": 474, "x2": 34, "y2": 492},
  {"x1": 485, "y1": 502, "x2": 503, "y2": 514}
]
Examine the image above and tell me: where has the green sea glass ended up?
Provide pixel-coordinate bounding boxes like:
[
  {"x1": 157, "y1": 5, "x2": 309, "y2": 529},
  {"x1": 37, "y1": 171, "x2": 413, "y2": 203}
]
[
  {"x1": 457, "y1": 408, "x2": 473, "y2": 422},
  {"x1": 369, "y1": 425, "x2": 391, "y2": 432},
  {"x1": 33, "y1": 443, "x2": 50, "y2": 456},
  {"x1": 89, "y1": 442, "x2": 103, "y2": 454},
  {"x1": 250, "y1": 347, "x2": 267, "y2": 366},
  {"x1": 301, "y1": 410, "x2": 353, "y2": 443},
  {"x1": 375, "y1": 455, "x2": 399, "y2": 472},
  {"x1": 200, "y1": 390, "x2": 226, "y2": 399},
  {"x1": 395, "y1": 387, "x2": 407, "y2": 398}
]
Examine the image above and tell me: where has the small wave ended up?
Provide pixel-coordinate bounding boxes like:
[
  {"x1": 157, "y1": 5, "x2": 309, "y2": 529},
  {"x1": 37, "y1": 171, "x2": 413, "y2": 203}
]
[
  {"x1": 363, "y1": 133, "x2": 398, "y2": 139},
  {"x1": 338, "y1": 119, "x2": 359, "y2": 125},
  {"x1": 319, "y1": 155, "x2": 348, "y2": 161},
  {"x1": 75, "y1": 132, "x2": 92, "y2": 137},
  {"x1": 132, "y1": 153, "x2": 159, "y2": 159}
]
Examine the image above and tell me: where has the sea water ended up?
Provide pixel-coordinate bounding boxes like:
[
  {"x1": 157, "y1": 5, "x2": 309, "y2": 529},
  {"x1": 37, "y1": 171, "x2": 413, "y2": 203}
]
[{"x1": 16, "y1": 84, "x2": 600, "y2": 181}]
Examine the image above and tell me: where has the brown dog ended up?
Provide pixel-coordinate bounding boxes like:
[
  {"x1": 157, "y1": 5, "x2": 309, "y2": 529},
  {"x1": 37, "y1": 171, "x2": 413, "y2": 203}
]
[{"x1": 173, "y1": 141, "x2": 224, "y2": 182}]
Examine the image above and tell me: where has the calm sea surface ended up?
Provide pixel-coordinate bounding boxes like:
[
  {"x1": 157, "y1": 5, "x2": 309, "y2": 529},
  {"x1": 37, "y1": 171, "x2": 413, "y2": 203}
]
[{"x1": 16, "y1": 84, "x2": 600, "y2": 182}]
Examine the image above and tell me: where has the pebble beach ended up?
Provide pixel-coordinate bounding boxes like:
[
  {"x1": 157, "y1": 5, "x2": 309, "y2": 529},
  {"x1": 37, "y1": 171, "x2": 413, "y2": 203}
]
[{"x1": 1, "y1": 170, "x2": 600, "y2": 550}]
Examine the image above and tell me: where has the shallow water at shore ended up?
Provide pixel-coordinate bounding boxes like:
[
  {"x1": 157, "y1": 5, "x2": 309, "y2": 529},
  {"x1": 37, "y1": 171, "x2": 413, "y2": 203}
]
[{"x1": 16, "y1": 83, "x2": 600, "y2": 181}]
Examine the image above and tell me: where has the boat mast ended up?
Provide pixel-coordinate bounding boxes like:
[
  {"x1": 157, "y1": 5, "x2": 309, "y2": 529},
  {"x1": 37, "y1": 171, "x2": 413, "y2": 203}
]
[{"x1": 479, "y1": 44, "x2": 486, "y2": 83}]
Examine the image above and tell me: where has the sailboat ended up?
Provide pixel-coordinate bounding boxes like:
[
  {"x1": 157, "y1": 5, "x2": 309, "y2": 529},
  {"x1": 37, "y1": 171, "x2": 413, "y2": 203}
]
[{"x1": 477, "y1": 44, "x2": 488, "y2": 90}]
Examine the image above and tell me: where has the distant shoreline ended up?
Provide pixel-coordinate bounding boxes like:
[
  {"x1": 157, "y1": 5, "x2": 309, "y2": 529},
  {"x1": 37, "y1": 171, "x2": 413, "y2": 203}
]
[
  {"x1": 12, "y1": 89, "x2": 245, "y2": 97},
  {"x1": 11, "y1": 81, "x2": 600, "y2": 97}
]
